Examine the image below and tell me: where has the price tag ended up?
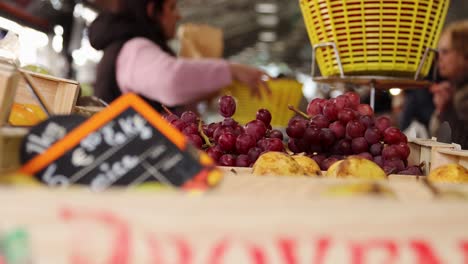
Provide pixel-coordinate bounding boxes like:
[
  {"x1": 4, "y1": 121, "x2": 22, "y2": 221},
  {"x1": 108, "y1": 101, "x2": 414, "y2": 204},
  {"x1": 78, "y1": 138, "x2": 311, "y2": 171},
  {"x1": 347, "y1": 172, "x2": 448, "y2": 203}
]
[{"x1": 20, "y1": 93, "x2": 220, "y2": 191}]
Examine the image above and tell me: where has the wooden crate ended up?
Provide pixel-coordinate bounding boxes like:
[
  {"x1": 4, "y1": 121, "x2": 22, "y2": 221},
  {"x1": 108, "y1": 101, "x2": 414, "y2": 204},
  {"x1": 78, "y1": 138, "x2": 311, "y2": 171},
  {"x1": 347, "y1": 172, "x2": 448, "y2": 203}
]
[
  {"x1": 14, "y1": 69, "x2": 79, "y2": 116},
  {"x1": 2, "y1": 187, "x2": 468, "y2": 263},
  {"x1": 408, "y1": 138, "x2": 460, "y2": 175},
  {"x1": 431, "y1": 148, "x2": 468, "y2": 171},
  {"x1": 0, "y1": 127, "x2": 28, "y2": 173}
]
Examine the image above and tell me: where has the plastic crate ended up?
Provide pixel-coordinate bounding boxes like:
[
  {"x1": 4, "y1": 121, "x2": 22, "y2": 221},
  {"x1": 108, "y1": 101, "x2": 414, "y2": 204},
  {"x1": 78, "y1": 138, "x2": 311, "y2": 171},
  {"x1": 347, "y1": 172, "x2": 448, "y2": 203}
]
[
  {"x1": 223, "y1": 79, "x2": 303, "y2": 127},
  {"x1": 299, "y1": 0, "x2": 450, "y2": 78}
]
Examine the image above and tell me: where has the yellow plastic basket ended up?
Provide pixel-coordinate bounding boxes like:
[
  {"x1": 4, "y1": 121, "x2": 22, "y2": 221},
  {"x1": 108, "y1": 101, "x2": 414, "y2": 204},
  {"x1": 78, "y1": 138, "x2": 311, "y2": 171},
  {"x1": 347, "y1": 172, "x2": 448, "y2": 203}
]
[
  {"x1": 299, "y1": 0, "x2": 450, "y2": 78},
  {"x1": 223, "y1": 79, "x2": 303, "y2": 128}
]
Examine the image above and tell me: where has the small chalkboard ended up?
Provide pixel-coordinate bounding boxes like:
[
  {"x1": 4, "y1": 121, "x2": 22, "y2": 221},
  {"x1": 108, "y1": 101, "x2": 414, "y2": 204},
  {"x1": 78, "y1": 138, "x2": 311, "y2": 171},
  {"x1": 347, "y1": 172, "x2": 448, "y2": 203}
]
[{"x1": 20, "y1": 93, "x2": 220, "y2": 191}]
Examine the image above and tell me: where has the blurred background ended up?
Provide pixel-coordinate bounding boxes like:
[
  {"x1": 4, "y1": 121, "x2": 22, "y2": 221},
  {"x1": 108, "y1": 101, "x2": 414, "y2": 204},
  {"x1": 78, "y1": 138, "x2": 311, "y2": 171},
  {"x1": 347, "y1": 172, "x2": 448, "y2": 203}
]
[{"x1": 1, "y1": 0, "x2": 467, "y2": 129}]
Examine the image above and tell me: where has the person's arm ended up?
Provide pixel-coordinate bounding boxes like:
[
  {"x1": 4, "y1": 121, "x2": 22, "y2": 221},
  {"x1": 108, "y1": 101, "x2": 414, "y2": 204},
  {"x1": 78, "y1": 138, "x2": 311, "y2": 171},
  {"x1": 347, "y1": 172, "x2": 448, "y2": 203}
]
[{"x1": 116, "y1": 37, "x2": 233, "y2": 106}]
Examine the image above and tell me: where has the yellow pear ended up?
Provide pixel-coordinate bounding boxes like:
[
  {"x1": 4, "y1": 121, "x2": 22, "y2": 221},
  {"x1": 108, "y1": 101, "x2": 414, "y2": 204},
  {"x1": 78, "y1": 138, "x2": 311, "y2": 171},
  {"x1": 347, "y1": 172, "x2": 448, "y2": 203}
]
[
  {"x1": 291, "y1": 155, "x2": 321, "y2": 176},
  {"x1": 428, "y1": 164, "x2": 468, "y2": 184},
  {"x1": 326, "y1": 156, "x2": 387, "y2": 180},
  {"x1": 253, "y1": 152, "x2": 305, "y2": 176}
]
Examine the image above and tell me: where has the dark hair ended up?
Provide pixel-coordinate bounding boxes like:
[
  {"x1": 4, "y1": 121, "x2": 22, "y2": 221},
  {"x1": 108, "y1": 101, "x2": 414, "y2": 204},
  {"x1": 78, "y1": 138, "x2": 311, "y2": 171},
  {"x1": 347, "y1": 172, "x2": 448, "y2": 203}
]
[
  {"x1": 444, "y1": 20, "x2": 468, "y2": 59},
  {"x1": 119, "y1": 0, "x2": 174, "y2": 55}
]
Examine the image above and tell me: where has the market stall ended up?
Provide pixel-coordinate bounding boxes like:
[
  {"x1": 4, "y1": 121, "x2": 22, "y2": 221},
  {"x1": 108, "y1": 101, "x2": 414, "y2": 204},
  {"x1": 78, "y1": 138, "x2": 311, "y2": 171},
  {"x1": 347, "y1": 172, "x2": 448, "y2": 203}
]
[{"x1": 1, "y1": 0, "x2": 468, "y2": 263}]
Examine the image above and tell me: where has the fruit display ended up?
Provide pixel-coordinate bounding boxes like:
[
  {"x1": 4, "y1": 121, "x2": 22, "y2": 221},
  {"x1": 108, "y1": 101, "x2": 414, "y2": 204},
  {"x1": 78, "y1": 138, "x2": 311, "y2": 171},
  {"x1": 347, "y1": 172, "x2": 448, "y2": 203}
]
[
  {"x1": 326, "y1": 156, "x2": 387, "y2": 180},
  {"x1": 162, "y1": 96, "x2": 284, "y2": 167},
  {"x1": 164, "y1": 92, "x2": 423, "y2": 177},
  {"x1": 428, "y1": 164, "x2": 468, "y2": 184},
  {"x1": 286, "y1": 92, "x2": 420, "y2": 175}
]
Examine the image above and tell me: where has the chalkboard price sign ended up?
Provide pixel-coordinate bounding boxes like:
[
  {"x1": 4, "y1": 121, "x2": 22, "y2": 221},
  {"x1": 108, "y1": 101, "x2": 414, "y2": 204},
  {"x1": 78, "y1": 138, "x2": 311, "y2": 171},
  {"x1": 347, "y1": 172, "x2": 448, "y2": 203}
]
[{"x1": 20, "y1": 93, "x2": 221, "y2": 191}]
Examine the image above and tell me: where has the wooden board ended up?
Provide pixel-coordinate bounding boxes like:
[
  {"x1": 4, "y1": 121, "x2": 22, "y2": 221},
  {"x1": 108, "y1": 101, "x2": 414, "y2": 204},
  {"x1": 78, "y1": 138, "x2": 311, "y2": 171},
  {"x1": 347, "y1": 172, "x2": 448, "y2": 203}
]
[{"x1": 1, "y1": 187, "x2": 468, "y2": 263}]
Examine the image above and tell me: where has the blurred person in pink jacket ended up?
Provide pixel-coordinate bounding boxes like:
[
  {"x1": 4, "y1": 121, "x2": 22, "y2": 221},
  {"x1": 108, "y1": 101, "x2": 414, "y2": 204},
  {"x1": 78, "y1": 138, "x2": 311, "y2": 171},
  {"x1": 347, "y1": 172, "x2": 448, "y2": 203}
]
[{"x1": 89, "y1": 0, "x2": 269, "y2": 112}]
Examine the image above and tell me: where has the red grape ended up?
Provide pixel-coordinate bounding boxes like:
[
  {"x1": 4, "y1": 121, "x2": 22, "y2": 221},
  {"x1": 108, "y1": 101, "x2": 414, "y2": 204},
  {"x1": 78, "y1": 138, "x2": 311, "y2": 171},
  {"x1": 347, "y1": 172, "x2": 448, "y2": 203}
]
[
  {"x1": 375, "y1": 116, "x2": 392, "y2": 133},
  {"x1": 333, "y1": 139, "x2": 352, "y2": 155},
  {"x1": 329, "y1": 121, "x2": 345, "y2": 139},
  {"x1": 307, "y1": 98, "x2": 326, "y2": 116},
  {"x1": 369, "y1": 143, "x2": 384, "y2": 156},
  {"x1": 303, "y1": 126, "x2": 321, "y2": 144},
  {"x1": 359, "y1": 115, "x2": 374, "y2": 129},
  {"x1": 383, "y1": 127, "x2": 407, "y2": 145},
  {"x1": 256, "y1": 109, "x2": 272, "y2": 126},
  {"x1": 382, "y1": 145, "x2": 400, "y2": 160},
  {"x1": 181, "y1": 111, "x2": 198, "y2": 124},
  {"x1": 257, "y1": 138, "x2": 269, "y2": 151},
  {"x1": 268, "y1": 129, "x2": 283, "y2": 140},
  {"x1": 384, "y1": 159, "x2": 405, "y2": 172},
  {"x1": 171, "y1": 119, "x2": 187, "y2": 131},
  {"x1": 374, "y1": 156, "x2": 384, "y2": 167},
  {"x1": 320, "y1": 157, "x2": 339, "y2": 170},
  {"x1": 218, "y1": 154, "x2": 236, "y2": 166},
  {"x1": 346, "y1": 120, "x2": 366, "y2": 138},
  {"x1": 233, "y1": 125, "x2": 245, "y2": 136},
  {"x1": 286, "y1": 119, "x2": 307, "y2": 138},
  {"x1": 265, "y1": 138, "x2": 284, "y2": 152},
  {"x1": 351, "y1": 137, "x2": 369, "y2": 154},
  {"x1": 309, "y1": 144, "x2": 323, "y2": 153},
  {"x1": 206, "y1": 146, "x2": 223, "y2": 162},
  {"x1": 356, "y1": 104, "x2": 374, "y2": 116},
  {"x1": 214, "y1": 126, "x2": 234, "y2": 142},
  {"x1": 364, "y1": 127, "x2": 382, "y2": 145},
  {"x1": 383, "y1": 166, "x2": 398, "y2": 175},
  {"x1": 398, "y1": 166, "x2": 423, "y2": 176},
  {"x1": 311, "y1": 154, "x2": 327, "y2": 165},
  {"x1": 311, "y1": 114, "x2": 330, "y2": 129},
  {"x1": 333, "y1": 95, "x2": 351, "y2": 110},
  {"x1": 218, "y1": 132, "x2": 237, "y2": 151},
  {"x1": 320, "y1": 128, "x2": 336, "y2": 147},
  {"x1": 165, "y1": 114, "x2": 179, "y2": 123},
  {"x1": 357, "y1": 152, "x2": 373, "y2": 161},
  {"x1": 222, "y1": 117, "x2": 237, "y2": 127},
  {"x1": 235, "y1": 134, "x2": 256, "y2": 154},
  {"x1": 344, "y1": 91, "x2": 360, "y2": 108},
  {"x1": 288, "y1": 138, "x2": 301, "y2": 153},
  {"x1": 218, "y1": 95, "x2": 236, "y2": 117},
  {"x1": 236, "y1": 154, "x2": 250, "y2": 167},
  {"x1": 338, "y1": 108, "x2": 356, "y2": 124},
  {"x1": 248, "y1": 147, "x2": 262, "y2": 163},
  {"x1": 182, "y1": 123, "x2": 198, "y2": 135},
  {"x1": 186, "y1": 134, "x2": 203, "y2": 149},
  {"x1": 395, "y1": 142, "x2": 410, "y2": 160},
  {"x1": 245, "y1": 120, "x2": 267, "y2": 141},
  {"x1": 204, "y1": 123, "x2": 220, "y2": 138},
  {"x1": 323, "y1": 102, "x2": 338, "y2": 121}
]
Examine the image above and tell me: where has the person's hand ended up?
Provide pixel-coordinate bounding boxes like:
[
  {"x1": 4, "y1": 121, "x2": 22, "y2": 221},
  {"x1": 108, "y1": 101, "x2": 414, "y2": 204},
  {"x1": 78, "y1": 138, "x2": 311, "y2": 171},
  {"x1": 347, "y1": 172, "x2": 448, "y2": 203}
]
[
  {"x1": 229, "y1": 63, "x2": 271, "y2": 98},
  {"x1": 430, "y1": 81, "x2": 454, "y2": 114}
]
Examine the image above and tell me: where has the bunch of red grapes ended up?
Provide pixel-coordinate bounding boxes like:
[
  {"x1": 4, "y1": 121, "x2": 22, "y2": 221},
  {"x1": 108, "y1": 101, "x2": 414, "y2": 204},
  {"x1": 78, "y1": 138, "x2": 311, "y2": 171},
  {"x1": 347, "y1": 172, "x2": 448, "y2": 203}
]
[
  {"x1": 163, "y1": 96, "x2": 284, "y2": 167},
  {"x1": 287, "y1": 92, "x2": 422, "y2": 175}
]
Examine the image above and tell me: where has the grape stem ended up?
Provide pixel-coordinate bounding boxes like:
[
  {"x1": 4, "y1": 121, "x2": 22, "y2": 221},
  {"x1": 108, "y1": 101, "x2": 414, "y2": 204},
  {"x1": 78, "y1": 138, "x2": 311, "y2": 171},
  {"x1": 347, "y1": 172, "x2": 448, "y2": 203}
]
[
  {"x1": 198, "y1": 120, "x2": 213, "y2": 147},
  {"x1": 161, "y1": 105, "x2": 174, "y2": 115},
  {"x1": 287, "y1": 105, "x2": 310, "y2": 120}
]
